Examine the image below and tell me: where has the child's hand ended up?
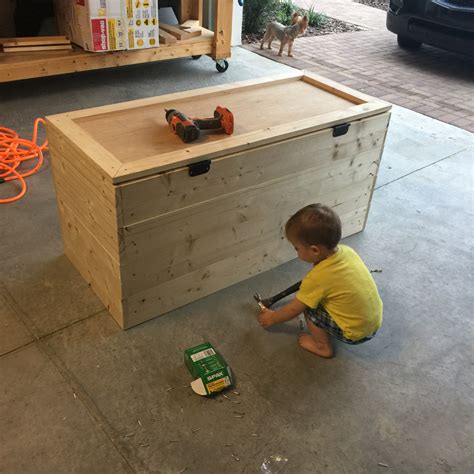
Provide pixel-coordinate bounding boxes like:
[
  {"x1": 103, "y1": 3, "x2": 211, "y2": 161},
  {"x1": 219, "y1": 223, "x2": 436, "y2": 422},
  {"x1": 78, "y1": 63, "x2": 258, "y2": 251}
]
[{"x1": 258, "y1": 308, "x2": 276, "y2": 329}]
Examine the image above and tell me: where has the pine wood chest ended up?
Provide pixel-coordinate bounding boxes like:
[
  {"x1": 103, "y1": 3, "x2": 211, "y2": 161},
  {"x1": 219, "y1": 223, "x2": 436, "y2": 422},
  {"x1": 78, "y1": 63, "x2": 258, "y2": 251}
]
[{"x1": 46, "y1": 71, "x2": 391, "y2": 329}]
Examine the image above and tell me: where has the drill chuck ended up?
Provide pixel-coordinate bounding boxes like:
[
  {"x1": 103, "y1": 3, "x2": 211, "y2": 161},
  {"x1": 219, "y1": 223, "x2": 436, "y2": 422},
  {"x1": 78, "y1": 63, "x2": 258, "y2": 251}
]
[{"x1": 165, "y1": 109, "x2": 200, "y2": 143}]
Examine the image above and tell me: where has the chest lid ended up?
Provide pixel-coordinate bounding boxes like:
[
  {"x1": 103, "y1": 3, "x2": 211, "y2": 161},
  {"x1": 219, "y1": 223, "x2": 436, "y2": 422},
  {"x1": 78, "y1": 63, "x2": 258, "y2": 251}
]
[{"x1": 46, "y1": 70, "x2": 390, "y2": 185}]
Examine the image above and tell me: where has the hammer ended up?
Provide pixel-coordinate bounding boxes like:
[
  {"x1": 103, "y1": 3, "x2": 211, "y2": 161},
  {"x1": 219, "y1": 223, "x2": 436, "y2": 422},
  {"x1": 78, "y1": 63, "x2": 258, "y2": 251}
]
[{"x1": 254, "y1": 281, "x2": 305, "y2": 330}]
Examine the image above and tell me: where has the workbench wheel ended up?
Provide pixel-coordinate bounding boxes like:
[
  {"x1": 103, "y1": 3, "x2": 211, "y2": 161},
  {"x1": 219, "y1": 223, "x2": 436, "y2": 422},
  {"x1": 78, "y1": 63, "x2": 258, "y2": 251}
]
[
  {"x1": 215, "y1": 60, "x2": 229, "y2": 73},
  {"x1": 191, "y1": 55, "x2": 202, "y2": 60}
]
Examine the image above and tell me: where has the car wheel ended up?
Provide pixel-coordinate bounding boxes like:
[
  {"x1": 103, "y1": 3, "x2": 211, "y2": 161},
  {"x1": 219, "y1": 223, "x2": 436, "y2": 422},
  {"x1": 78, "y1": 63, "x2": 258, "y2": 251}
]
[{"x1": 397, "y1": 35, "x2": 422, "y2": 49}]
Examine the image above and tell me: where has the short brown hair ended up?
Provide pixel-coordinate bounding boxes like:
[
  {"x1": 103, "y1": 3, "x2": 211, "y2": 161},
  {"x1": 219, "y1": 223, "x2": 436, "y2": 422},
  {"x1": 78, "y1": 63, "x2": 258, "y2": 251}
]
[{"x1": 285, "y1": 203, "x2": 341, "y2": 249}]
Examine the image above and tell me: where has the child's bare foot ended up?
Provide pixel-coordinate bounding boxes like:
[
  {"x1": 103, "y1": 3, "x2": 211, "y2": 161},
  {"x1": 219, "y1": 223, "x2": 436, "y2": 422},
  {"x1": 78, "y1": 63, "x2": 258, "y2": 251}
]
[{"x1": 298, "y1": 334, "x2": 333, "y2": 358}]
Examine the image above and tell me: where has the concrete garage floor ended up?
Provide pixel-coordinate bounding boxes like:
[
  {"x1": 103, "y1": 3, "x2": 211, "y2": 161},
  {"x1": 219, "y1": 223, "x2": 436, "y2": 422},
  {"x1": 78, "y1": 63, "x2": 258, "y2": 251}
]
[{"x1": 1, "y1": 47, "x2": 473, "y2": 473}]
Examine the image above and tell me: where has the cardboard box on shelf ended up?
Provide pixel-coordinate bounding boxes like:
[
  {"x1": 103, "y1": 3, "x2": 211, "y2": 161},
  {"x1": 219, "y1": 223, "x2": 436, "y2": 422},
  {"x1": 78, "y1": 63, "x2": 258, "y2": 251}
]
[
  {"x1": 55, "y1": 0, "x2": 159, "y2": 52},
  {"x1": 126, "y1": 0, "x2": 160, "y2": 49}
]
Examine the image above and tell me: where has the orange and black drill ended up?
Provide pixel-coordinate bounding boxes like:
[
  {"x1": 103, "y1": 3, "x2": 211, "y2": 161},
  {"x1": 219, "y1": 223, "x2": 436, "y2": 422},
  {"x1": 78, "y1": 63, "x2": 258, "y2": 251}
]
[{"x1": 165, "y1": 106, "x2": 234, "y2": 144}]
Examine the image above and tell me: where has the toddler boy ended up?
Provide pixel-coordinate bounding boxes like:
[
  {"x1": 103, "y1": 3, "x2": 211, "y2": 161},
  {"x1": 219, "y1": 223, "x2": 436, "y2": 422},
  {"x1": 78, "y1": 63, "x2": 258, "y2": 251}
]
[{"x1": 258, "y1": 203, "x2": 382, "y2": 358}]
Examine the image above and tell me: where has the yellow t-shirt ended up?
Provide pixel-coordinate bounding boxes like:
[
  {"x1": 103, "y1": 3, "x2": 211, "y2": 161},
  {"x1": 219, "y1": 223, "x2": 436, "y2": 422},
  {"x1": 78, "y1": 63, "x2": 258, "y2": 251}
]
[{"x1": 296, "y1": 245, "x2": 382, "y2": 341}]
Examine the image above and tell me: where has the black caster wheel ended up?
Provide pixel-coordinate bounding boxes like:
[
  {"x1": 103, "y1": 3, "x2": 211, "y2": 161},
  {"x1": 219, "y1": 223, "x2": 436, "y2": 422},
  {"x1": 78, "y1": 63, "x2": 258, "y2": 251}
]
[
  {"x1": 215, "y1": 59, "x2": 229, "y2": 73},
  {"x1": 191, "y1": 55, "x2": 202, "y2": 60}
]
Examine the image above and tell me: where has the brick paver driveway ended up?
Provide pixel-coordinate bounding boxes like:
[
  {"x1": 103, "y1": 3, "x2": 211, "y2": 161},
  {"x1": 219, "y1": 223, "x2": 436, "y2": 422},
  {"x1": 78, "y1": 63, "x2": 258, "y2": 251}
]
[{"x1": 244, "y1": 0, "x2": 474, "y2": 133}]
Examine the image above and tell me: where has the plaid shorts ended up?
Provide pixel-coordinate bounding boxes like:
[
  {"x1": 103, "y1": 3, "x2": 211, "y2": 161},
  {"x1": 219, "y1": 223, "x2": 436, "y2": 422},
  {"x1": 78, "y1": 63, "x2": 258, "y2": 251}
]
[{"x1": 304, "y1": 305, "x2": 376, "y2": 345}]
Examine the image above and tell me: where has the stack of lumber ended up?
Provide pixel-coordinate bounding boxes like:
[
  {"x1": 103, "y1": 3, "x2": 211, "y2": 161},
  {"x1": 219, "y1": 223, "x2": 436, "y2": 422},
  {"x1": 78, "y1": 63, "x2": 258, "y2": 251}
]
[
  {"x1": 0, "y1": 36, "x2": 72, "y2": 53},
  {"x1": 158, "y1": 21, "x2": 202, "y2": 45}
]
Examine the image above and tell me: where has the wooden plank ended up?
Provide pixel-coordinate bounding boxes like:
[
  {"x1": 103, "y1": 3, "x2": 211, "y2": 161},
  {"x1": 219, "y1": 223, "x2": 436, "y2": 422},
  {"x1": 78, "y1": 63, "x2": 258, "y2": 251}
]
[
  {"x1": 1, "y1": 36, "x2": 70, "y2": 47},
  {"x1": 0, "y1": 29, "x2": 215, "y2": 83},
  {"x1": 212, "y1": 0, "x2": 233, "y2": 59},
  {"x1": 76, "y1": 80, "x2": 353, "y2": 162},
  {"x1": 160, "y1": 23, "x2": 192, "y2": 40},
  {"x1": 121, "y1": 162, "x2": 378, "y2": 295},
  {"x1": 112, "y1": 101, "x2": 390, "y2": 183},
  {"x1": 47, "y1": 125, "x2": 123, "y2": 256},
  {"x1": 64, "y1": 71, "x2": 303, "y2": 119},
  {"x1": 3, "y1": 45, "x2": 72, "y2": 53},
  {"x1": 181, "y1": 0, "x2": 203, "y2": 24},
  {"x1": 303, "y1": 70, "x2": 389, "y2": 107},
  {"x1": 180, "y1": 0, "x2": 194, "y2": 22},
  {"x1": 159, "y1": 28, "x2": 177, "y2": 44},
  {"x1": 57, "y1": 199, "x2": 125, "y2": 328},
  {"x1": 49, "y1": 126, "x2": 125, "y2": 328},
  {"x1": 193, "y1": 0, "x2": 204, "y2": 25},
  {"x1": 46, "y1": 117, "x2": 124, "y2": 182},
  {"x1": 362, "y1": 113, "x2": 391, "y2": 231},
  {"x1": 65, "y1": 76, "x2": 388, "y2": 185},
  {"x1": 122, "y1": 203, "x2": 367, "y2": 328},
  {"x1": 52, "y1": 175, "x2": 122, "y2": 257},
  {"x1": 120, "y1": 113, "x2": 390, "y2": 225},
  {"x1": 179, "y1": 26, "x2": 202, "y2": 38},
  {"x1": 181, "y1": 20, "x2": 200, "y2": 28}
]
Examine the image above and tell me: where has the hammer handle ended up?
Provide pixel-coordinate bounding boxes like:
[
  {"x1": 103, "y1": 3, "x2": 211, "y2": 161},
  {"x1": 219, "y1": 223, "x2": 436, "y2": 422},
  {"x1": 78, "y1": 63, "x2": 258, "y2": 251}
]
[{"x1": 261, "y1": 281, "x2": 302, "y2": 308}]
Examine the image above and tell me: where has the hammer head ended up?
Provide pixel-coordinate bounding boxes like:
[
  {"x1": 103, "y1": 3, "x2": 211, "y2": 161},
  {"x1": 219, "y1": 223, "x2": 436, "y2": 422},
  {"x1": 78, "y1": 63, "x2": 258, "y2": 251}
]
[{"x1": 253, "y1": 293, "x2": 266, "y2": 310}]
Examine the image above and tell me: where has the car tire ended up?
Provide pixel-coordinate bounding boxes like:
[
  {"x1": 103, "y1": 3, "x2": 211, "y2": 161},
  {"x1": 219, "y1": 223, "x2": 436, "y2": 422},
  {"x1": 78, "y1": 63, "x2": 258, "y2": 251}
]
[{"x1": 397, "y1": 35, "x2": 422, "y2": 49}]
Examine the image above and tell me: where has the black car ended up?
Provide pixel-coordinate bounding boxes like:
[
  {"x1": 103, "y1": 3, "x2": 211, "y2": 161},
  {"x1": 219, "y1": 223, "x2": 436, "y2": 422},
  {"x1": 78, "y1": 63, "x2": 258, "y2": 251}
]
[{"x1": 387, "y1": 0, "x2": 474, "y2": 54}]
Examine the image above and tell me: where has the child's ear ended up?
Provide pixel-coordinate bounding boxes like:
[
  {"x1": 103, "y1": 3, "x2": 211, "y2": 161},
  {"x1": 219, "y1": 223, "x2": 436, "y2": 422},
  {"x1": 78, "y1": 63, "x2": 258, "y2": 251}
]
[{"x1": 310, "y1": 245, "x2": 321, "y2": 255}]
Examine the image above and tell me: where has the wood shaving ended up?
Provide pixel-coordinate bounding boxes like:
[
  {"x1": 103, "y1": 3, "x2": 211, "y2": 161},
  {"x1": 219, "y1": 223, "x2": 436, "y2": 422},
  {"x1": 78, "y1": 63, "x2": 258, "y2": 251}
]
[
  {"x1": 140, "y1": 443, "x2": 150, "y2": 447},
  {"x1": 124, "y1": 433, "x2": 135, "y2": 437},
  {"x1": 192, "y1": 428, "x2": 200, "y2": 433},
  {"x1": 137, "y1": 420, "x2": 142, "y2": 427},
  {"x1": 378, "y1": 462, "x2": 389, "y2": 468},
  {"x1": 166, "y1": 387, "x2": 175, "y2": 392},
  {"x1": 231, "y1": 454, "x2": 240, "y2": 462}
]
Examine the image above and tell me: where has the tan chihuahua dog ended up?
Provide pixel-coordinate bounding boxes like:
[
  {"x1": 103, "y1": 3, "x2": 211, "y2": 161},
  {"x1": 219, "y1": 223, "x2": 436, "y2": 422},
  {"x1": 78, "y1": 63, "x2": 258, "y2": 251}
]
[{"x1": 260, "y1": 12, "x2": 309, "y2": 57}]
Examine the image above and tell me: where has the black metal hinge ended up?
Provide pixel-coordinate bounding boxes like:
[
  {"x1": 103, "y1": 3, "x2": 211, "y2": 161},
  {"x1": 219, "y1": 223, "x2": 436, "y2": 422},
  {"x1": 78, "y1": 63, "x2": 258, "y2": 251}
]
[
  {"x1": 332, "y1": 122, "x2": 350, "y2": 137},
  {"x1": 188, "y1": 160, "x2": 211, "y2": 177}
]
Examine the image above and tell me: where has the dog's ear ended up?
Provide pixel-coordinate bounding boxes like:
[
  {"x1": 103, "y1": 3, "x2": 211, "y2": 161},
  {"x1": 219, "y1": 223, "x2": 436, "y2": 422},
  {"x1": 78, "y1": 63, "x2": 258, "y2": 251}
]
[
  {"x1": 302, "y1": 15, "x2": 309, "y2": 25},
  {"x1": 292, "y1": 12, "x2": 299, "y2": 19}
]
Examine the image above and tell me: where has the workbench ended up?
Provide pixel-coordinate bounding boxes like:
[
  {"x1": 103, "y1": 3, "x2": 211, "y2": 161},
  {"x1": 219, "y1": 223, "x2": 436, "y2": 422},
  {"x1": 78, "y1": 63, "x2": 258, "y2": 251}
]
[{"x1": 0, "y1": 0, "x2": 233, "y2": 83}]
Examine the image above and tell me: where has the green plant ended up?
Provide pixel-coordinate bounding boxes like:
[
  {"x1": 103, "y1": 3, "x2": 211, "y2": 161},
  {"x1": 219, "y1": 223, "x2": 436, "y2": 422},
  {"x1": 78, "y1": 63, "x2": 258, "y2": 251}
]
[
  {"x1": 242, "y1": 0, "x2": 278, "y2": 35},
  {"x1": 304, "y1": 4, "x2": 328, "y2": 27},
  {"x1": 275, "y1": 0, "x2": 298, "y2": 25}
]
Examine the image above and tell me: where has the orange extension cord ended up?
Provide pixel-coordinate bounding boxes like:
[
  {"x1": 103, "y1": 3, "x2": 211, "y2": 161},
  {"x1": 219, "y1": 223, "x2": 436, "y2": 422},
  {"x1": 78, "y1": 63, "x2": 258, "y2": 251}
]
[{"x1": 0, "y1": 118, "x2": 48, "y2": 204}]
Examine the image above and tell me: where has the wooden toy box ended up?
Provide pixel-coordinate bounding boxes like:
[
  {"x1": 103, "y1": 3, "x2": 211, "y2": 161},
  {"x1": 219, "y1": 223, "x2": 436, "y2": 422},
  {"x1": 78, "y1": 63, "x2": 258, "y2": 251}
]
[{"x1": 46, "y1": 71, "x2": 391, "y2": 329}]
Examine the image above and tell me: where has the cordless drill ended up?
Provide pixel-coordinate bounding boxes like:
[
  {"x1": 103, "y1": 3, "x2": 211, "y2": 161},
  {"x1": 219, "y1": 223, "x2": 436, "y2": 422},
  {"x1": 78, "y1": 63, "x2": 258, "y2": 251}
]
[{"x1": 165, "y1": 106, "x2": 234, "y2": 144}]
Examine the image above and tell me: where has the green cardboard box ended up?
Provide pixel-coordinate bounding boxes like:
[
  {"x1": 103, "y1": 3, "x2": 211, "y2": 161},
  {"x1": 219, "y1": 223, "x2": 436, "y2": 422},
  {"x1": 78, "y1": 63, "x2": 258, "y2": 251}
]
[{"x1": 184, "y1": 342, "x2": 233, "y2": 396}]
